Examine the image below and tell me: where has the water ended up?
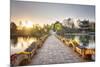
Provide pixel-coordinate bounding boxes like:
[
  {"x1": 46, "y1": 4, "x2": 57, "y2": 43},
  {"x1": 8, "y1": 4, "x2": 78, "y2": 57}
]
[
  {"x1": 10, "y1": 35, "x2": 95, "y2": 55},
  {"x1": 11, "y1": 37, "x2": 38, "y2": 55},
  {"x1": 64, "y1": 35, "x2": 95, "y2": 49}
]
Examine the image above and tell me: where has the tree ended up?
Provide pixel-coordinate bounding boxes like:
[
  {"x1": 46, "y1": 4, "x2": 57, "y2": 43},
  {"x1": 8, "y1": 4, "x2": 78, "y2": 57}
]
[
  {"x1": 53, "y1": 21, "x2": 62, "y2": 32},
  {"x1": 10, "y1": 22, "x2": 17, "y2": 35},
  {"x1": 63, "y1": 18, "x2": 74, "y2": 28}
]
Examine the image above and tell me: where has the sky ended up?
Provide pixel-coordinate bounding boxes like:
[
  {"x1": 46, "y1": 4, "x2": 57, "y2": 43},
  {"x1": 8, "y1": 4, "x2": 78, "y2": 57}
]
[{"x1": 11, "y1": 0, "x2": 95, "y2": 26}]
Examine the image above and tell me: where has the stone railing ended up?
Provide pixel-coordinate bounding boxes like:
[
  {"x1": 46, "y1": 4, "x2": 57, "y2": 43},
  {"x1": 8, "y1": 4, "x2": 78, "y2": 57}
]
[{"x1": 10, "y1": 34, "x2": 49, "y2": 66}]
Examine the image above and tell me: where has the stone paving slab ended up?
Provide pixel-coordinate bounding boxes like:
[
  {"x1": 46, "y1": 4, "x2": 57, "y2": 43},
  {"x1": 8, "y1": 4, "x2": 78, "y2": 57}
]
[{"x1": 29, "y1": 35, "x2": 85, "y2": 65}]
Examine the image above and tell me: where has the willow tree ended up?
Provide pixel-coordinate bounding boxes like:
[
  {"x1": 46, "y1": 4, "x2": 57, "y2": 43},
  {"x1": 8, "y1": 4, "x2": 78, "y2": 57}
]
[{"x1": 53, "y1": 21, "x2": 62, "y2": 32}]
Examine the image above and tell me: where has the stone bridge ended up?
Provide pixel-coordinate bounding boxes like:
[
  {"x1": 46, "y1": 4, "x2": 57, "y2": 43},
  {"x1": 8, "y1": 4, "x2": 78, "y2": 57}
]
[{"x1": 29, "y1": 35, "x2": 85, "y2": 65}]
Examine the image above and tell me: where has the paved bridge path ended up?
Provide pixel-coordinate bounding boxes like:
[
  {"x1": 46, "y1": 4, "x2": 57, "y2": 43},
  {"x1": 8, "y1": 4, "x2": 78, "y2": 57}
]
[{"x1": 30, "y1": 35, "x2": 85, "y2": 65}]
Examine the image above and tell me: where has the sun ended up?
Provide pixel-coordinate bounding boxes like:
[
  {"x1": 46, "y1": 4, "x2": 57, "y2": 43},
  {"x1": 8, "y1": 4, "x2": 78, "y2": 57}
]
[{"x1": 23, "y1": 21, "x2": 33, "y2": 28}]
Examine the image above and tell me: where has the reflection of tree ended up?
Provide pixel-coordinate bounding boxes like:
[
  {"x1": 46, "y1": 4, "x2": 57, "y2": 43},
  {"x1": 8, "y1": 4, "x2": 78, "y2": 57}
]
[
  {"x1": 11, "y1": 37, "x2": 18, "y2": 47},
  {"x1": 89, "y1": 35, "x2": 95, "y2": 43},
  {"x1": 79, "y1": 35, "x2": 90, "y2": 46},
  {"x1": 65, "y1": 35, "x2": 75, "y2": 40}
]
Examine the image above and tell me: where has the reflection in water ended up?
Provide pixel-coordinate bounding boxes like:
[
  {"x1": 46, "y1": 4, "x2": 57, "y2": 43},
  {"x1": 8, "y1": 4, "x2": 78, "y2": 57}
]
[
  {"x1": 11, "y1": 35, "x2": 95, "y2": 55},
  {"x1": 65, "y1": 35, "x2": 95, "y2": 49},
  {"x1": 11, "y1": 37, "x2": 37, "y2": 55},
  {"x1": 79, "y1": 35, "x2": 90, "y2": 47},
  {"x1": 10, "y1": 37, "x2": 17, "y2": 47}
]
